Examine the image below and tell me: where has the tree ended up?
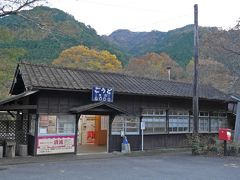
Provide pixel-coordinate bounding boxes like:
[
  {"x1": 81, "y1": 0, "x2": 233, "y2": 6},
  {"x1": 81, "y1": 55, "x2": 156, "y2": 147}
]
[
  {"x1": 124, "y1": 52, "x2": 184, "y2": 80},
  {"x1": 199, "y1": 22, "x2": 240, "y2": 95},
  {"x1": 184, "y1": 59, "x2": 235, "y2": 93},
  {"x1": 0, "y1": 0, "x2": 46, "y2": 17},
  {"x1": 52, "y1": 45, "x2": 122, "y2": 72}
]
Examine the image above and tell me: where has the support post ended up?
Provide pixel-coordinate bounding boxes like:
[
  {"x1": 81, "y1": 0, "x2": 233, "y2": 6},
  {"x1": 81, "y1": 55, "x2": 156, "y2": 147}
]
[
  {"x1": 193, "y1": 4, "x2": 199, "y2": 134},
  {"x1": 224, "y1": 140, "x2": 227, "y2": 156},
  {"x1": 192, "y1": 4, "x2": 200, "y2": 155},
  {"x1": 108, "y1": 114, "x2": 115, "y2": 153}
]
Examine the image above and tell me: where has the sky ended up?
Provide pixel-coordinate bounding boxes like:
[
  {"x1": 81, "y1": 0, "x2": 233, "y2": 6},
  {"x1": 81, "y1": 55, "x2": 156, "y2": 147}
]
[{"x1": 48, "y1": 0, "x2": 240, "y2": 35}]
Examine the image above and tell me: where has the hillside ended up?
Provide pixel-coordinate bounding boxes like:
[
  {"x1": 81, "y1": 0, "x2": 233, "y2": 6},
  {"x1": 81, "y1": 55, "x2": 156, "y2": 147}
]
[
  {"x1": 0, "y1": 6, "x2": 127, "y2": 65},
  {"x1": 106, "y1": 26, "x2": 240, "y2": 94},
  {"x1": 106, "y1": 25, "x2": 194, "y2": 66},
  {"x1": 106, "y1": 25, "x2": 240, "y2": 71},
  {"x1": 1, "y1": 6, "x2": 240, "y2": 99}
]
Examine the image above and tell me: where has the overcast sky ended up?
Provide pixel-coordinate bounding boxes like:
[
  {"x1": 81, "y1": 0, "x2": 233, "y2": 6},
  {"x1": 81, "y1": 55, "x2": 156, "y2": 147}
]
[{"x1": 49, "y1": 0, "x2": 240, "y2": 35}]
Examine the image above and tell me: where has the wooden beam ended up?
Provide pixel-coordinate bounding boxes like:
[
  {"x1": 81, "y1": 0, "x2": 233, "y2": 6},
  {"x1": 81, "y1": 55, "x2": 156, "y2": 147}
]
[{"x1": 0, "y1": 105, "x2": 37, "y2": 111}]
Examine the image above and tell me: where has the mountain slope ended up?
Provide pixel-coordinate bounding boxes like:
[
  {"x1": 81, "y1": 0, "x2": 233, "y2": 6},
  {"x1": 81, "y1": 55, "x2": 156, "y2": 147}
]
[
  {"x1": 106, "y1": 25, "x2": 194, "y2": 66},
  {"x1": 0, "y1": 6, "x2": 127, "y2": 65}
]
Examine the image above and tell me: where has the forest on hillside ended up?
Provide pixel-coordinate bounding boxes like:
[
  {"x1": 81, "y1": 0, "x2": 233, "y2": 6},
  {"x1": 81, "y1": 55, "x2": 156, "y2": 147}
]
[{"x1": 0, "y1": 5, "x2": 240, "y2": 99}]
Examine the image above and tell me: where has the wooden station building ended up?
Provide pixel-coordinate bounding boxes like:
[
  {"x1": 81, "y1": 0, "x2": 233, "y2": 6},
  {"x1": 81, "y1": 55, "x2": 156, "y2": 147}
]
[{"x1": 0, "y1": 62, "x2": 233, "y2": 156}]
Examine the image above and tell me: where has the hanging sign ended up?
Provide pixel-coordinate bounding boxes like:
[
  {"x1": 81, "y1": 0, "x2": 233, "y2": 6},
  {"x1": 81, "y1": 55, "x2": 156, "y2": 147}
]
[{"x1": 92, "y1": 86, "x2": 114, "y2": 102}]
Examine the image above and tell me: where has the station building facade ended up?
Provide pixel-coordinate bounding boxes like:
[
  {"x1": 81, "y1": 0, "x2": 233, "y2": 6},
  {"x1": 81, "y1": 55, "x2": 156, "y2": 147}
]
[{"x1": 0, "y1": 62, "x2": 233, "y2": 156}]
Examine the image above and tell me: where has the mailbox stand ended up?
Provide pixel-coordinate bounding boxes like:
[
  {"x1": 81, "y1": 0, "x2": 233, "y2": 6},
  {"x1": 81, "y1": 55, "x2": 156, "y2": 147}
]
[
  {"x1": 223, "y1": 140, "x2": 227, "y2": 156},
  {"x1": 219, "y1": 128, "x2": 232, "y2": 156}
]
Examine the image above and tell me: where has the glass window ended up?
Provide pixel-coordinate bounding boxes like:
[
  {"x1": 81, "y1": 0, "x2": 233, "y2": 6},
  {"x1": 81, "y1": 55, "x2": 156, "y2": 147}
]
[
  {"x1": 210, "y1": 112, "x2": 228, "y2": 132},
  {"x1": 211, "y1": 117, "x2": 219, "y2": 132},
  {"x1": 111, "y1": 116, "x2": 124, "y2": 135},
  {"x1": 168, "y1": 110, "x2": 189, "y2": 133},
  {"x1": 39, "y1": 115, "x2": 75, "y2": 135},
  {"x1": 57, "y1": 115, "x2": 75, "y2": 134},
  {"x1": 199, "y1": 112, "x2": 209, "y2": 132},
  {"x1": 111, "y1": 116, "x2": 139, "y2": 135},
  {"x1": 142, "y1": 109, "x2": 166, "y2": 134}
]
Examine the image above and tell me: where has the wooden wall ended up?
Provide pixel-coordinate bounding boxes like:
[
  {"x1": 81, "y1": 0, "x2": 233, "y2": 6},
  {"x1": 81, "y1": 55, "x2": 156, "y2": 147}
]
[
  {"x1": 37, "y1": 90, "x2": 227, "y2": 115},
  {"x1": 36, "y1": 90, "x2": 228, "y2": 152}
]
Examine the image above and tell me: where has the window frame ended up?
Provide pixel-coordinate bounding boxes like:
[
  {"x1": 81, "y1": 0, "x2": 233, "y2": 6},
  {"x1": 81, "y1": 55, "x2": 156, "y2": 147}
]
[
  {"x1": 210, "y1": 112, "x2": 228, "y2": 133},
  {"x1": 111, "y1": 115, "x2": 140, "y2": 135},
  {"x1": 199, "y1": 112, "x2": 210, "y2": 133},
  {"x1": 38, "y1": 114, "x2": 76, "y2": 136},
  {"x1": 141, "y1": 109, "x2": 167, "y2": 135},
  {"x1": 168, "y1": 110, "x2": 190, "y2": 134}
]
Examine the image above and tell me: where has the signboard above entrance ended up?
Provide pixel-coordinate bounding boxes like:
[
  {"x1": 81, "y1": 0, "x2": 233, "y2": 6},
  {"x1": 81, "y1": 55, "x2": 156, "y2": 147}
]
[{"x1": 92, "y1": 86, "x2": 114, "y2": 102}]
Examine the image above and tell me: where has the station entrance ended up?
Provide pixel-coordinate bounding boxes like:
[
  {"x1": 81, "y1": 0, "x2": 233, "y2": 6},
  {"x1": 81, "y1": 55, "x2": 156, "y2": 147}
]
[{"x1": 77, "y1": 115, "x2": 109, "y2": 154}]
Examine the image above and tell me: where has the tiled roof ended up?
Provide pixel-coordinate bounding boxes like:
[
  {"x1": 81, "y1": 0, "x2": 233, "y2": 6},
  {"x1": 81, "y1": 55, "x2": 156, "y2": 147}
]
[{"x1": 16, "y1": 62, "x2": 228, "y2": 101}]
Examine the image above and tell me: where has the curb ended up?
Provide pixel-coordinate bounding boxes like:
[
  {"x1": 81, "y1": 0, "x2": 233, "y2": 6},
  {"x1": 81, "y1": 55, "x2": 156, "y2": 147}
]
[{"x1": 0, "y1": 148, "x2": 191, "y2": 166}]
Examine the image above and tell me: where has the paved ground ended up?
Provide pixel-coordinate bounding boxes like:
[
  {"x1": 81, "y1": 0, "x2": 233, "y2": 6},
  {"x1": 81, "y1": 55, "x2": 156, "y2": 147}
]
[{"x1": 1, "y1": 152, "x2": 240, "y2": 180}]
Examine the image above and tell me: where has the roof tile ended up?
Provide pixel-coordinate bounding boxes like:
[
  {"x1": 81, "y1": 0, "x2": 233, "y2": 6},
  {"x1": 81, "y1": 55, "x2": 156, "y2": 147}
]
[{"x1": 18, "y1": 62, "x2": 228, "y2": 101}]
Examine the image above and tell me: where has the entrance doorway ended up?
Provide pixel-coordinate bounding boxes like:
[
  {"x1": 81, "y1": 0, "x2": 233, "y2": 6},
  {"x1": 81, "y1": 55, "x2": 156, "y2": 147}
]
[{"x1": 77, "y1": 115, "x2": 109, "y2": 154}]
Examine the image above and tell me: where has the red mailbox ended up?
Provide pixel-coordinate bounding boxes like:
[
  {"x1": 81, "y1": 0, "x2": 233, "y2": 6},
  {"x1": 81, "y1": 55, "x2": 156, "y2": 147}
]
[{"x1": 219, "y1": 128, "x2": 232, "y2": 141}]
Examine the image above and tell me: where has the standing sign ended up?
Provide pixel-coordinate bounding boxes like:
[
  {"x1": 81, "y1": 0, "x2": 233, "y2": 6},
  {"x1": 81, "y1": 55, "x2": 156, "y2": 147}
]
[
  {"x1": 141, "y1": 122, "x2": 145, "y2": 151},
  {"x1": 92, "y1": 86, "x2": 114, "y2": 102}
]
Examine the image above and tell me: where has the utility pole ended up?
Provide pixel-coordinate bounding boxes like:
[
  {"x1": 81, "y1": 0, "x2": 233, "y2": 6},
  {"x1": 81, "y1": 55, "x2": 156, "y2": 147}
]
[
  {"x1": 192, "y1": 4, "x2": 200, "y2": 155},
  {"x1": 193, "y1": 4, "x2": 199, "y2": 134}
]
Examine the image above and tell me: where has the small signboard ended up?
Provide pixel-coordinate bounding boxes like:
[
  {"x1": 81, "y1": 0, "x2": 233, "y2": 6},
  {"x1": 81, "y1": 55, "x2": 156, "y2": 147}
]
[
  {"x1": 37, "y1": 136, "x2": 75, "y2": 155},
  {"x1": 141, "y1": 122, "x2": 146, "y2": 130},
  {"x1": 92, "y1": 86, "x2": 114, "y2": 102}
]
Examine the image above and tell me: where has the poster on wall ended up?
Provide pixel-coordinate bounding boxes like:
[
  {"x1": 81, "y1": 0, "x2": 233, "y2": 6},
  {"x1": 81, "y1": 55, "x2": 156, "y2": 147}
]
[
  {"x1": 39, "y1": 115, "x2": 57, "y2": 134},
  {"x1": 47, "y1": 116, "x2": 57, "y2": 134},
  {"x1": 39, "y1": 115, "x2": 49, "y2": 126},
  {"x1": 37, "y1": 136, "x2": 75, "y2": 155}
]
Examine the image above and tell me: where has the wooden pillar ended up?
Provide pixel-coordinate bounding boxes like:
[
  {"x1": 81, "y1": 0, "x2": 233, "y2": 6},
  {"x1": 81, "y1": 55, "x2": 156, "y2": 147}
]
[
  {"x1": 34, "y1": 114, "x2": 39, "y2": 156},
  {"x1": 75, "y1": 114, "x2": 80, "y2": 154},
  {"x1": 108, "y1": 114, "x2": 115, "y2": 152}
]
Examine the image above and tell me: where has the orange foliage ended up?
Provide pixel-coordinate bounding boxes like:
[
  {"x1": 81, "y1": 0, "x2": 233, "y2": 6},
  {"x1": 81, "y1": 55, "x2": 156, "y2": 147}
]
[
  {"x1": 124, "y1": 52, "x2": 184, "y2": 80},
  {"x1": 53, "y1": 45, "x2": 122, "y2": 72}
]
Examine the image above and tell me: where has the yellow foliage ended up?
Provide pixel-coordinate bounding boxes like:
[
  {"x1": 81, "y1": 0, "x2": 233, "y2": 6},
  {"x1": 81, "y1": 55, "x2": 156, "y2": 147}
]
[{"x1": 53, "y1": 45, "x2": 122, "y2": 72}]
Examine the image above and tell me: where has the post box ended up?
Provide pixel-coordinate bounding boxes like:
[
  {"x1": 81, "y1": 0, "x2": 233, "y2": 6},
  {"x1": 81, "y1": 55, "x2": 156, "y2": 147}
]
[{"x1": 219, "y1": 128, "x2": 232, "y2": 141}]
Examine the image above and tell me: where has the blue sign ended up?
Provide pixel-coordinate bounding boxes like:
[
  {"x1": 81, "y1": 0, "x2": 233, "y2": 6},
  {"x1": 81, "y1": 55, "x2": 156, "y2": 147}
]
[{"x1": 92, "y1": 86, "x2": 114, "y2": 102}]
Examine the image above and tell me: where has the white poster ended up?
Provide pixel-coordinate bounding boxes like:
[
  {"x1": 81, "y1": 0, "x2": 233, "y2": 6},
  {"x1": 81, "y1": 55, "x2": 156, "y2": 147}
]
[{"x1": 37, "y1": 136, "x2": 75, "y2": 155}]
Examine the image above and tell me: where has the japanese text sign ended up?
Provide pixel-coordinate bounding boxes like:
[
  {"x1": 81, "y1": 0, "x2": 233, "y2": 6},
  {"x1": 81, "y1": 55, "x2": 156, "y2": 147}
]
[{"x1": 92, "y1": 86, "x2": 114, "y2": 102}]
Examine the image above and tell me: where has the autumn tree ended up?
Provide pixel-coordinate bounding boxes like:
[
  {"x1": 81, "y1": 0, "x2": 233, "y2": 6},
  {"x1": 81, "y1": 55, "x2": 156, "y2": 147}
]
[
  {"x1": 184, "y1": 58, "x2": 235, "y2": 93},
  {"x1": 124, "y1": 52, "x2": 184, "y2": 80},
  {"x1": 199, "y1": 24, "x2": 240, "y2": 95},
  {"x1": 53, "y1": 45, "x2": 122, "y2": 72}
]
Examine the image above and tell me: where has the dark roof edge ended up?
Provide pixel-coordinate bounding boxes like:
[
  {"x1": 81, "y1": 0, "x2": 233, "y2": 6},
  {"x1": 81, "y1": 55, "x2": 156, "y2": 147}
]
[
  {"x1": 231, "y1": 95, "x2": 240, "y2": 102},
  {"x1": 9, "y1": 64, "x2": 20, "y2": 95},
  {"x1": 0, "y1": 90, "x2": 38, "y2": 106}
]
